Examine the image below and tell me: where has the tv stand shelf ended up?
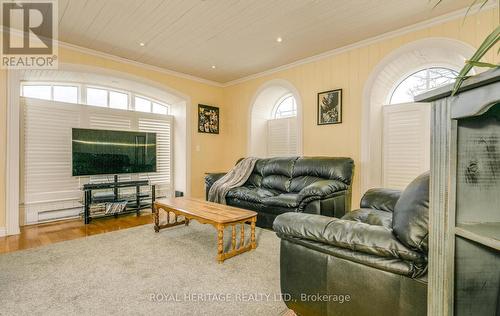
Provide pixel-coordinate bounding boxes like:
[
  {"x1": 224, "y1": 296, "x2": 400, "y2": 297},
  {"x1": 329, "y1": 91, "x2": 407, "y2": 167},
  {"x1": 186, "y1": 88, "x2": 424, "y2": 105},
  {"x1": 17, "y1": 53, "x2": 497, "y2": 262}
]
[{"x1": 82, "y1": 176, "x2": 155, "y2": 224}]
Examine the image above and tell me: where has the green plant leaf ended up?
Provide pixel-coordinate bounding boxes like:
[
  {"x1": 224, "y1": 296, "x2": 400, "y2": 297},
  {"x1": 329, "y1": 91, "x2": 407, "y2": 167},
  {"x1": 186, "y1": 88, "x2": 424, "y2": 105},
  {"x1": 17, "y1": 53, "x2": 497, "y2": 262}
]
[
  {"x1": 433, "y1": 0, "x2": 490, "y2": 24},
  {"x1": 465, "y1": 60, "x2": 499, "y2": 68},
  {"x1": 431, "y1": 0, "x2": 444, "y2": 9},
  {"x1": 452, "y1": 25, "x2": 500, "y2": 95},
  {"x1": 479, "y1": 0, "x2": 489, "y2": 9},
  {"x1": 464, "y1": 0, "x2": 481, "y2": 21}
]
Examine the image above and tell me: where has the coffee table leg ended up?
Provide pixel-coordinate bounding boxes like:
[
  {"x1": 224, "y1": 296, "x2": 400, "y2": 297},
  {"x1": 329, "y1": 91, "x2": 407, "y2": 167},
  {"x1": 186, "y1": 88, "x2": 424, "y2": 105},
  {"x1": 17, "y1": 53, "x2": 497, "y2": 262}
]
[
  {"x1": 250, "y1": 217, "x2": 256, "y2": 249},
  {"x1": 217, "y1": 224, "x2": 224, "y2": 263},
  {"x1": 153, "y1": 204, "x2": 160, "y2": 232},
  {"x1": 240, "y1": 224, "x2": 245, "y2": 249}
]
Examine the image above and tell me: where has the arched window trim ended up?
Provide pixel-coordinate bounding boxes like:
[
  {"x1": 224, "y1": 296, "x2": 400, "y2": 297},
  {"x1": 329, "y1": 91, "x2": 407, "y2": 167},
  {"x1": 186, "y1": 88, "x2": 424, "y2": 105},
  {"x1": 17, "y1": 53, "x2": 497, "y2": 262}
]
[
  {"x1": 386, "y1": 63, "x2": 461, "y2": 105},
  {"x1": 271, "y1": 93, "x2": 297, "y2": 119}
]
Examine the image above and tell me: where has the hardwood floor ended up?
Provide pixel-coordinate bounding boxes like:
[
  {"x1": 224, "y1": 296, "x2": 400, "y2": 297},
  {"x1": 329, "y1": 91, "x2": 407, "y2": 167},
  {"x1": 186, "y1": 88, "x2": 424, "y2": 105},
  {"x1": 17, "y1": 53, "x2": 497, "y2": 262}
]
[{"x1": 0, "y1": 212, "x2": 153, "y2": 254}]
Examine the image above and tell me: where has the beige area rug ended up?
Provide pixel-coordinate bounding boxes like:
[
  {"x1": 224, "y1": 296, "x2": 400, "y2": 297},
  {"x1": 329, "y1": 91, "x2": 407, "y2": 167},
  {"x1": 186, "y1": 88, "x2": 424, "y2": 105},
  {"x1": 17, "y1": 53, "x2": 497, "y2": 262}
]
[{"x1": 0, "y1": 221, "x2": 291, "y2": 315}]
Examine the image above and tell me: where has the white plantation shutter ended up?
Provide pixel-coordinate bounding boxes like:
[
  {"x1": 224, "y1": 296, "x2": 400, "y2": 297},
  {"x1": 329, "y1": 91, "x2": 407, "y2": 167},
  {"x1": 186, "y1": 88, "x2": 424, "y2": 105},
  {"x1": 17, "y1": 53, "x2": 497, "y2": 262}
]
[
  {"x1": 24, "y1": 101, "x2": 81, "y2": 204},
  {"x1": 382, "y1": 102, "x2": 430, "y2": 190},
  {"x1": 267, "y1": 117, "x2": 297, "y2": 157},
  {"x1": 88, "y1": 114, "x2": 132, "y2": 130},
  {"x1": 138, "y1": 117, "x2": 173, "y2": 197},
  {"x1": 23, "y1": 99, "x2": 83, "y2": 223},
  {"x1": 21, "y1": 97, "x2": 173, "y2": 224}
]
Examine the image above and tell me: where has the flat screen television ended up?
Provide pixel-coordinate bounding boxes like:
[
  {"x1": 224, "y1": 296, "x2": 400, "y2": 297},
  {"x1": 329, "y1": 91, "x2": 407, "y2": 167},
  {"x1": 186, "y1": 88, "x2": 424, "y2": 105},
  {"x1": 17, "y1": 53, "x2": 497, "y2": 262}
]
[{"x1": 72, "y1": 128, "x2": 157, "y2": 176}]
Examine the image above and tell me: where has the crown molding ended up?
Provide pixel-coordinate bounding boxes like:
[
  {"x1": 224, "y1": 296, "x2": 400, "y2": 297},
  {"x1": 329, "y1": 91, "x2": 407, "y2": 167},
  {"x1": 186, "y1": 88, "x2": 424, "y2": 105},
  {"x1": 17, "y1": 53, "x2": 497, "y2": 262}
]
[
  {"x1": 58, "y1": 42, "x2": 225, "y2": 87},
  {"x1": 222, "y1": 2, "x2": 498, "y2": 87}
]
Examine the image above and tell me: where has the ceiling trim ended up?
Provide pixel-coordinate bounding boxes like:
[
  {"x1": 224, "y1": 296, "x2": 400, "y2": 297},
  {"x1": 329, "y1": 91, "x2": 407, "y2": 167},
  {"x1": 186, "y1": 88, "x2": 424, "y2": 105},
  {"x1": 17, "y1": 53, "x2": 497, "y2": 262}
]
[
  {"x1": 58, "y1": 41, "x2": 225, "y2": 87},
  {"x1": 222, "y1": 2, "x2": 498, "y2": 87}
]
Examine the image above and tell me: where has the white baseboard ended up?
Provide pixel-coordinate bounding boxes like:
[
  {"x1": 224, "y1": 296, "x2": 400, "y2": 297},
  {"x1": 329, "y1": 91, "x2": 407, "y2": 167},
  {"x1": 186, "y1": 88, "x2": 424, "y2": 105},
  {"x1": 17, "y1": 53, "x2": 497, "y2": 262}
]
[{"x1": 0, "y1": 227, "x2": 6, "y2": 237}]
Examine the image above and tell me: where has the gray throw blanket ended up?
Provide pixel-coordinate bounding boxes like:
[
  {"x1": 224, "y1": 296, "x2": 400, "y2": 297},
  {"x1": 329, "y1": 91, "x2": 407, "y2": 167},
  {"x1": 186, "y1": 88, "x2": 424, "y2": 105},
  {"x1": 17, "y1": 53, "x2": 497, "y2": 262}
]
[{"x1": 208, "y1": 157, "x2": 259, "y2": 204}]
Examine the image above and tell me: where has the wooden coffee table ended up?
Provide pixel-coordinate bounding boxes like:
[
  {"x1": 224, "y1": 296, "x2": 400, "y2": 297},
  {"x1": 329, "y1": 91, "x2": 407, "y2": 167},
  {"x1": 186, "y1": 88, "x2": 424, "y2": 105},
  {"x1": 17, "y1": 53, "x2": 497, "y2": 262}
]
[{"x1": 153, "y1": 197, "x2": 258, "y2": 263}]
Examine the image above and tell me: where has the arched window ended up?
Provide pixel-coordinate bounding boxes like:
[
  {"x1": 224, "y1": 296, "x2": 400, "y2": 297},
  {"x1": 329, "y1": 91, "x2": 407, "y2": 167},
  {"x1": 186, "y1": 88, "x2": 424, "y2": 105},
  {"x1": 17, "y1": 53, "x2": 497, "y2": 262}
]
[
  {"x1": 21, "y1": 82, "x2": 170, "y2": 114},
  {"x1": 267, "y1": 94, "x2": 298, "y2": 157},
  {"x1": 272, "y1": 94, "x2": 297, "y2": 118},
  {"x1": 249, "y1": 82, "x2": 300, "y2": 158},
  {"x1": 389, "y1": 67, "x2": 458, "y2": 104},
  {"x1": 382, "y1": 67, "x2": 458, "y2": 189}
]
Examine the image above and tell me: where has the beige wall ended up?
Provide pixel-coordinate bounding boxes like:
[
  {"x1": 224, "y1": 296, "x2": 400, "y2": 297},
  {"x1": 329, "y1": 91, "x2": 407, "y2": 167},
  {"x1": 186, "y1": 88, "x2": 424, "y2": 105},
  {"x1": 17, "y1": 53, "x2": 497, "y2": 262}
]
[
  {"x1": 0, "y1": 8, "x2": 498, "y2": 228},
  {"x1": 223, "y1": 8, "x2": 499, "y2": 208}
]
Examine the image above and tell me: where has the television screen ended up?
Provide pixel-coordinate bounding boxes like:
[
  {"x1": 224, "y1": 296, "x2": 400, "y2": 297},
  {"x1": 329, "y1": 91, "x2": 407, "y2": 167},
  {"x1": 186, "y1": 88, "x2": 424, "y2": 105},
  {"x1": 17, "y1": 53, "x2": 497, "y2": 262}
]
[{"x1": 72, "y1": 128, "x2": 157, "y2": 176}]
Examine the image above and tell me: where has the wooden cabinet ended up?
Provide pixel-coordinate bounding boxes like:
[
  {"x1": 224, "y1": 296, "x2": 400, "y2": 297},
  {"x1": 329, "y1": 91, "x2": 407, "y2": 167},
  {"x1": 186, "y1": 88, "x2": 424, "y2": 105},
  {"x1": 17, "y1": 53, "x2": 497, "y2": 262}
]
[{"x1": 416, "y1": 69, "x2": 500, "y2": 316}]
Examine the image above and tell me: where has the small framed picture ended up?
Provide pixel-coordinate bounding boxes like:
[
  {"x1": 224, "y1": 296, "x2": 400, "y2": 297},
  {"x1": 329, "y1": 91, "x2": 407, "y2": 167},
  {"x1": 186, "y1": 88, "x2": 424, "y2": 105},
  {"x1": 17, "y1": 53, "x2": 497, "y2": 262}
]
[
  {"x1": 198, "y1": 104, "x2": 219, "y2": 134},
  {"x1": 317, "y1": 89, "x2": 342, "y2": 125}
]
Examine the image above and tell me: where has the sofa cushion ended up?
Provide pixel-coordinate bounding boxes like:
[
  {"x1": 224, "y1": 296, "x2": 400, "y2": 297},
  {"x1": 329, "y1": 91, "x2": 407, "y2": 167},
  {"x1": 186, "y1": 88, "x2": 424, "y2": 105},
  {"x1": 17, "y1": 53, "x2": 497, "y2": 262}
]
[
  {"x1": 244, "y1": 173, "x2": 263, "y2": 188},
  {"x1": 243, "y1": 159, "x2": 266, "y2": 187},
  {"x1": 261, "y1": 157, "x2": 296, "y2": 177},
  {"x1": 298, "y1": 179, "x2": 348, "y2": 199},
  {"x1": 263, "y1": 193, "x2": 301, "y2": 208},
  {"x1": 226, "y1": 187, "x2": 278, "y2": 203},
  {"x1": 274, "y1": 213, "x2": 426, "y2": 264},
  {"x1": 289, "y1": 175, "x2": 326, "y2": 192},
  {"x1": 341, "y1": 209, "x2": 393, "y2": 229},
  {"x1": 260, "y1": 157, "x2": 297, "y2": 192},
  {"x1": 360, "y1": 188, "x2": 401, "y2": 212},
  {"x1": 262, "y1": 175, "x2": 292, "y2": 192},
  {"x1": 290, "y1": 157, "x2": 354, "y2": 192},
  {"x1": 392, "y1": 172, "x2": 430, "y2": 253}
]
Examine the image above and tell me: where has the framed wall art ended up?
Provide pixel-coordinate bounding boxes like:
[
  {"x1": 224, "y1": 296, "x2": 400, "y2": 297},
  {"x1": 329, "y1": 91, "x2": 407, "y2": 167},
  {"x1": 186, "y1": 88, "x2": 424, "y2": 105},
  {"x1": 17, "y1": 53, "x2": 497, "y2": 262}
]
[
  {"x1": 317, "y1": 89, "x2": 342, "y2": 125},
  {"x1": 198, "y1": 104, "x2": 219, "y2": 134}
]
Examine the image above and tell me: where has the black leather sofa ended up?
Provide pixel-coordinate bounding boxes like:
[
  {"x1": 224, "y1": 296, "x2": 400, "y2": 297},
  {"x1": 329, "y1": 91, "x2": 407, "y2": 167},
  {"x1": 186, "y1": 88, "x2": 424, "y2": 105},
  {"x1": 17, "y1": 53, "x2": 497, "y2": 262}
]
[
  {"x1": 274, "y1": 172, "x2": 429, "y2": 316},
  {"x1": 205, "y1": 157, "x2": 354, "y2": 228}
]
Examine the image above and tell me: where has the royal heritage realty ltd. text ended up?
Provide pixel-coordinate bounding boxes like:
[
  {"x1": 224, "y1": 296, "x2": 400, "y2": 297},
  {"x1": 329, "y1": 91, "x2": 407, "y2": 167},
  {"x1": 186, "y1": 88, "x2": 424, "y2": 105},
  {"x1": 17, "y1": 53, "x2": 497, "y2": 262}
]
[{"x1": 149, "y1": 292, "x2": 352, "y2": 304}]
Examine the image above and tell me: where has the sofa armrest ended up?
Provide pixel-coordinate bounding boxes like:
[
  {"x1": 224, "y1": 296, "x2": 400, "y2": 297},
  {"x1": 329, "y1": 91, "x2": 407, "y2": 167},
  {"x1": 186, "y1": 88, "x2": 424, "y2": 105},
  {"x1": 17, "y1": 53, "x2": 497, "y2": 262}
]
[
  {"x1": 360, "y1": 188, "x2": 401, "y2": 212},
  {"x1": 273, "y1": 212, "x2": 425, "y2": 263},
  {"x1": 204, "y1": 173, "x2": 226, "y2": 200},
  {"x1": 298, "y1": 180, "x2": 348, "y2": 200}
]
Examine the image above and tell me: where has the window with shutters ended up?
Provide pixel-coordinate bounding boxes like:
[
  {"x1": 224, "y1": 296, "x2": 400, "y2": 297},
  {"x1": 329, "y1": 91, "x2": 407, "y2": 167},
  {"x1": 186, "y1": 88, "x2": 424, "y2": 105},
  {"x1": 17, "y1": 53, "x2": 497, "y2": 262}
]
[
  {"x1": 267, "y1": 95, "x2": 298, "y2": 157},
  {"x1": 20, "y1": 95, "x2": 173, "y2": 224},
  {"x1": 381, "y1": 67, "x2": 457, "y2": 189}
]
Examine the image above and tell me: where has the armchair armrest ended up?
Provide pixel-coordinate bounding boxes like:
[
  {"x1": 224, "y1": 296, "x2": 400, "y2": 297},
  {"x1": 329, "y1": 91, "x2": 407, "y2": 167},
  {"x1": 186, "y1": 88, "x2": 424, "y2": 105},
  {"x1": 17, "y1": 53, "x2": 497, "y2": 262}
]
[
  {"x1": 360, "y1": 188, "x2": 401, "y2": 212},
  {"x1": 273, "y1": 212, "x2": 425, "y2": 263},
  {"x1": 298, "y1": 180, "x2": 348, "y2": 200},
  {"x1": 205, "y1": 172, "x2": 226, "y2": 186},
  {"x1": 204, "y1": 173, "x2": 226, "y2": 200}
]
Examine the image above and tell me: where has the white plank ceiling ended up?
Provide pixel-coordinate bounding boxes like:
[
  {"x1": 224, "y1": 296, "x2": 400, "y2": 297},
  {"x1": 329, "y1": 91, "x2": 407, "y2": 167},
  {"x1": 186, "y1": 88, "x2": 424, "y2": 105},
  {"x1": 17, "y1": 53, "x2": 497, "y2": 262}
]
[{"x1": 53, "y1": 0, "x2": 473, "y2": 83}]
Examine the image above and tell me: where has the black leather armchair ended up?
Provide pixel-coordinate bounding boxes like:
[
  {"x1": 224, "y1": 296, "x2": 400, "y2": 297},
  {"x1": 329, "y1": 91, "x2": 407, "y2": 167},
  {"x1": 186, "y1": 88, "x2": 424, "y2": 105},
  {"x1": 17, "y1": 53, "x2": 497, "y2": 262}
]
[
  {"x1": 205, "y1": 157, "x2": 354, "y2": 228},
  {"x1": 274, "y1": 172, "x2": 429, "y2": 316}
]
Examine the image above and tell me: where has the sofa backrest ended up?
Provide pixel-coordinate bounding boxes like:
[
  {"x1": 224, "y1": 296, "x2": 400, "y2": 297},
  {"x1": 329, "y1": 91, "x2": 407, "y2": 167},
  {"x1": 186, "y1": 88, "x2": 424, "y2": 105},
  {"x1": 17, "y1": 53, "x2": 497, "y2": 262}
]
[
  {"x1": 290, "y1": 157, "x2": 354, "y2": 192},
  {"x1": 392, "y1": 172, "x2": 430, "y2": 253},
  {"x1": 243, "y1": 156, "x2": 354, "y2": 193},
  {"x1": 244, "y1": 157, "x2": 297, "y2": 192}
]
